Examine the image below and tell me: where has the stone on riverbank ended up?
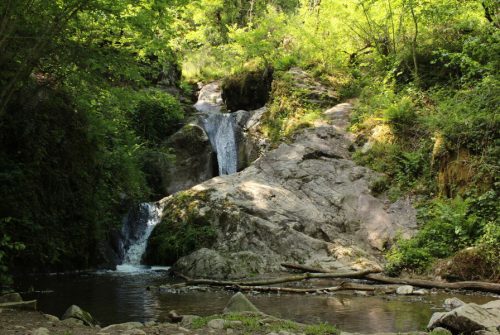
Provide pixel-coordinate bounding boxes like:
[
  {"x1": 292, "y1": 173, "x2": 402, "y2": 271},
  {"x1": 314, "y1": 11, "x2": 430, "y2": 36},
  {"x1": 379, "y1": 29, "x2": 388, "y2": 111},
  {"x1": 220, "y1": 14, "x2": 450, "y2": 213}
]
[
  {"x1": 443, "y1": 297, "x2": 465, "y2": 310},
  {"x1": 62, "y1": 305, "x2": 97, "y2": 327},
  {"x1": 0, "y1": 293, "x2": 22, "y2": 303},
  {"x1": 32, "y1": 327, "x2": 50, "y2": 335},
  {"x1": 207, "y1": 318, "x2": 226, "y2": 330},
  {"x1": 396, "y1": 285, "x2": 414, "y2": 295},
  {"x1": 428, "y1": 300, "x2": 500, "y2": 334},
  {"x1": 100, "y1": 322, "x2": 144, "y2": 333},
  {"x1": 224, "y1": 292, "x2": 261, "y2": 314}
]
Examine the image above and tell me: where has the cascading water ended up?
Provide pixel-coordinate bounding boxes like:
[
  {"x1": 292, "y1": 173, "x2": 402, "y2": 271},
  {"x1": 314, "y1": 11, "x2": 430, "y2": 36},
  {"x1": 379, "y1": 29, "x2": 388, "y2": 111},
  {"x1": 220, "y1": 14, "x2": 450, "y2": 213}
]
[
  {"x1": 201, "y1": 113, "x2": 237, "y2": 175},
  {"x1": 117, "y1": 202, "x2": 161, "y2": 271},
  {"x1": 194, "y1": 82, "x2": 238, "y2": 175}
]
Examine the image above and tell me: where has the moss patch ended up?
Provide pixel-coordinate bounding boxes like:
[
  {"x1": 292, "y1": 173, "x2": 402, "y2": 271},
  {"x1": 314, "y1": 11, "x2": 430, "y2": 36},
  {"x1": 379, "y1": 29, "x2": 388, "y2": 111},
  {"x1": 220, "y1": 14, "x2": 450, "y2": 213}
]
[
  {"x1": 144, "y1": 190, "x2": 217, "y2": 265},
  {"x1": 190, "y1": 313, "x2": 340, "y2": 335},
  {"x1": 261, "y1": 68, "x2": 339, "y2": 144}
]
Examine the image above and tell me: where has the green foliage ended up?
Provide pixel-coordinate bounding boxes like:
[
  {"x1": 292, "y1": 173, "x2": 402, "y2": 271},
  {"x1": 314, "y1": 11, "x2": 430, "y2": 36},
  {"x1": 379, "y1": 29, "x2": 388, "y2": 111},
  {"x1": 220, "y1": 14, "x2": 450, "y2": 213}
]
[
  {"x1": 428, "y1": 76, "x2": 499, "y2": 155},
  {"x1": 0, "y1": 219, "x2": 25, "y2": 286},
  {"x1": 261, "y1": 70, "x2": 331, "y2": 143},
  {"x1": 130, "y1": 90, "x2": 184, "y2": 143},
  {"x1": 476, "y1": 222, "x2": 500, "y2": 272},
  {"x1": 191, "y1": 313, "x2": 339, "y2": 335},
  {"x1": 386, "y1": 194, "x2": 498, "y2": 276}
]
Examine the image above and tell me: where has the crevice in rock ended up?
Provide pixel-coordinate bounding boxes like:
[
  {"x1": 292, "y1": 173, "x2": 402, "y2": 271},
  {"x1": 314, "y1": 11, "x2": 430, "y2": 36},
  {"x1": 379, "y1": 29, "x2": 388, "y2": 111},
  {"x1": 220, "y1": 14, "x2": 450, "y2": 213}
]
[{"x1": 302, "y1": 150, "x2": 343, "y2": 161}]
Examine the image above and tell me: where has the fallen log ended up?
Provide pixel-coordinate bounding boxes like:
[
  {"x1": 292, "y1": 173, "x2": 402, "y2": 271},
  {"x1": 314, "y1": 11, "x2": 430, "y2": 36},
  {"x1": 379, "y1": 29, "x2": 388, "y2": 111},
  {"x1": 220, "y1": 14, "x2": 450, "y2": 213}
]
[
  {"x1": 235, "y1": 282, "x2": 396, "y2": 294},
  {"x1": 182, "y1": 269, "x2": 380, "y2": 287},
  {"x1": 365, "y1": 274, "x2": 500, "y2": 294},
  {"x1": 280, "y1": 263, "x2": 500, "y2": 294}
]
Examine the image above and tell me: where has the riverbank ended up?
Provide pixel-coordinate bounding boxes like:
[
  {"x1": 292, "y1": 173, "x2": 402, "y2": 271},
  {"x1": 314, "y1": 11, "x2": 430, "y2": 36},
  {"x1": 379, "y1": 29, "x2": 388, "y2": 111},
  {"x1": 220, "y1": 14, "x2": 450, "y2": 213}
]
[
  {"x1": 2, "y1": 287, "x2": 499, "y2": 335},
  {"x1": 0, "y1": 308, "x2": 342, "y2": 335}
]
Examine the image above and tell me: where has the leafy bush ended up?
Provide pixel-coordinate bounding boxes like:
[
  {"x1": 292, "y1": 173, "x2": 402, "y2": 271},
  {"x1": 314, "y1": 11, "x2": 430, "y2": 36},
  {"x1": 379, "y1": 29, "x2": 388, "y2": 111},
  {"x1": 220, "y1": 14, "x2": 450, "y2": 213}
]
[
  {"x1": 0, "y1": 221, "x2": 25, "y2": 286},
  {"x1": 385, "y1": 195, "x2": 498, "y2": 276},
  {"x1": 129, "y1": 90, "x2": 184, "y2": 144}
]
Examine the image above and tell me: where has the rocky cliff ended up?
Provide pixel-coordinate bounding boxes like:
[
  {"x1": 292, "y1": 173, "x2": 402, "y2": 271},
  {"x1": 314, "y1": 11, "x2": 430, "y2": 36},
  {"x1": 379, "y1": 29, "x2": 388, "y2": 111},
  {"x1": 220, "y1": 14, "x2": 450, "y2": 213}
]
[{"x1": 150, "y1": 103, "x2": 417, "y2": 279}]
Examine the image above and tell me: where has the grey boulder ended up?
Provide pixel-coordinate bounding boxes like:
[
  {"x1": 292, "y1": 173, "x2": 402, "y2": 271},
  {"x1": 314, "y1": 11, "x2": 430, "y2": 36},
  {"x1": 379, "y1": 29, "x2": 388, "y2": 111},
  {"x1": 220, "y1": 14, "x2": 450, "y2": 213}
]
[
  {"x1": 428, "y1": 300, "x2": 500, "y2": 333},
  {"x1": 62, "y1": 305, "x2": 97, "y2": 327}
]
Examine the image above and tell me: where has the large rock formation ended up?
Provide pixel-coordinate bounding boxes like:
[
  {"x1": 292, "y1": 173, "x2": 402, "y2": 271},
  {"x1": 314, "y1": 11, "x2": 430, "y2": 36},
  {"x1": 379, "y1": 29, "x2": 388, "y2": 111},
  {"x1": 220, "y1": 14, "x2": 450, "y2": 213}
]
[
  {"x1": 165, "y1": 123, "x2": 215, "y2": 194},
  {"x1": 152, "y1": 103, "x2": 417, "y2": 279}
]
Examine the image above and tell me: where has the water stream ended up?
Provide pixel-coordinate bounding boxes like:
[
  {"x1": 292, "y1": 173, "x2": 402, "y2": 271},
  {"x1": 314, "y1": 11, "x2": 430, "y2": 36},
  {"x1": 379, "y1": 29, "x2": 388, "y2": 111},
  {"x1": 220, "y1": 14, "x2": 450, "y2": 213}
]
[
  {"x1": 118, "y1": 202, "x2": 161, "y2": 271},
  {"x1": 194, "y1": 82, "x2": 238, "y2": 176}
]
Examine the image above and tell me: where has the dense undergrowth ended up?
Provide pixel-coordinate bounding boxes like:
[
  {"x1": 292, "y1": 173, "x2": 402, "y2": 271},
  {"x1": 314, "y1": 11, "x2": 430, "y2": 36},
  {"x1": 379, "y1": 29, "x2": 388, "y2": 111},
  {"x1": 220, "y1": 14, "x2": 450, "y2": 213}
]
[{"x1": 348, "y1": 30, "x2": 499, "y2": 279}]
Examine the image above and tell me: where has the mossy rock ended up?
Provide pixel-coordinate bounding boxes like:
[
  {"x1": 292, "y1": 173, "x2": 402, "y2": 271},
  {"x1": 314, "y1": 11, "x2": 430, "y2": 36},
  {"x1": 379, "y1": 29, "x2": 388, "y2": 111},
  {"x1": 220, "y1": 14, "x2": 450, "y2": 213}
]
[
  {"x1": 222, "y1": 67, "x2": 273, "y2": 112},
  {"x1": 144, "y1": 190, "x2": 218, "y2": 265}
]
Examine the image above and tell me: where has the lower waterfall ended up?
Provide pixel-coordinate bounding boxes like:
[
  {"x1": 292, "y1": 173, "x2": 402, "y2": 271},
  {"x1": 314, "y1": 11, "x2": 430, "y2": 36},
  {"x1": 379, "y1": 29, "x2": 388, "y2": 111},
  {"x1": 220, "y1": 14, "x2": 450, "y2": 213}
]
[{"x1": 117, "y1": 202, "x2": 161, "y2": 271}]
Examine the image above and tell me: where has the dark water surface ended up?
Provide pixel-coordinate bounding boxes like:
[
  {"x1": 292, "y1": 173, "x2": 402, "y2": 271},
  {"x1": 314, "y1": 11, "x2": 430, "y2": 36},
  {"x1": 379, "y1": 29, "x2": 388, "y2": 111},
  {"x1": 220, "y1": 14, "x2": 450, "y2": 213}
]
[{"x1": 15, "y1": 268, "x2": 498, "y2": 333}]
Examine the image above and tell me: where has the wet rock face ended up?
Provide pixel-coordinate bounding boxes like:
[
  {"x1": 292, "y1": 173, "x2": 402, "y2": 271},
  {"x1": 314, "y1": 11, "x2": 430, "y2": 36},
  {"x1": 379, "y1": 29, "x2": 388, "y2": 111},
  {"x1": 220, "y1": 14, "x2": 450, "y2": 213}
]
[
  {"x1": 165, "y1": 123, "x2": 215, "y2": 194},
  {"x1": 234, "y1": 107, "x2": 268, "y2": 171},
  {"x1": 222, "y1": 67, "x2": 273, "y2": 112},
  {"x1": 158, "y1": 103, "x2": 417, "y2": 279}
]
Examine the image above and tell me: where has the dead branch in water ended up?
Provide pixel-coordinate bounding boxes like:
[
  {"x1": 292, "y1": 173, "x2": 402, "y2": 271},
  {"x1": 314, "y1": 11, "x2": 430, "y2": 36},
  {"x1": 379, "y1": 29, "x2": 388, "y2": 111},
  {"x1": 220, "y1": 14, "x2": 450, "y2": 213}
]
[
  {"x1": 180, "y1": 269, "x2": 380, "y2": 287},
  {"x1": 234, "y1": 282, "x2": 396, "y2": 294},
  {"x1": 280, "y1": 263, "x2": 500, "y2": 294}
]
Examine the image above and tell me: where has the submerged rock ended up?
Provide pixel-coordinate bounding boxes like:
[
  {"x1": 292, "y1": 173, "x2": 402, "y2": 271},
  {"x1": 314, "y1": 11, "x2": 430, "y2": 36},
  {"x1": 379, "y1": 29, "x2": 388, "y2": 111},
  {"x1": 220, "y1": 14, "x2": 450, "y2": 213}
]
[{"x1": 224, "y1": 292, "x2": 261, "y2": 314}]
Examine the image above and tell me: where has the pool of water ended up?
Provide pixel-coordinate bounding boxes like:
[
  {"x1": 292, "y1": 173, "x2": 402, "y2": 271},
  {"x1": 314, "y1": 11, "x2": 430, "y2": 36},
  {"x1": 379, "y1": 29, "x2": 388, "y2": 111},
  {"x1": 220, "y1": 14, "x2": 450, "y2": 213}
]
[{"x1": 15, "y1": 268, "x2": 498, "y2": 333}]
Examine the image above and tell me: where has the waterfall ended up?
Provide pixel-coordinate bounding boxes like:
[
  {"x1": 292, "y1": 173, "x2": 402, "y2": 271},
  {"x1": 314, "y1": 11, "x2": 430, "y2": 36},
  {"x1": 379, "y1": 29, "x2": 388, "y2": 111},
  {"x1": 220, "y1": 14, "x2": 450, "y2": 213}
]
[
  {"x1": 118, "y1": 203, "x2": 161, "y2": 270},
  {"x1": 201, "y1": 113, "x2": 237, "y2": 175},
  {"x1": 194, "y1": 82, "x2": 238, "y2": 175}
]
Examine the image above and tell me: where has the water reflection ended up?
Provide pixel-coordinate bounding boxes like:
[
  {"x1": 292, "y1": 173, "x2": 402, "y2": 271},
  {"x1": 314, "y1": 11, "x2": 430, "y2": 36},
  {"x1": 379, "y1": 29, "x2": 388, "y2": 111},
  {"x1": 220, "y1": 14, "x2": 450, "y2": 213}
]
[{"x1": 15, "y1": 271, "x2": 498, "y2": 333}]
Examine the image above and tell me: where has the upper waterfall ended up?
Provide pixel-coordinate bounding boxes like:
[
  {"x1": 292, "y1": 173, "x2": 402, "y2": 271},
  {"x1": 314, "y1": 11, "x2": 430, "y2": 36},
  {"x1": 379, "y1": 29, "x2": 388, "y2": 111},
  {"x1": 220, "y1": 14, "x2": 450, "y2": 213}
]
[{"x1": 194, "y1": 82, "x2": 238, "y2": 176}]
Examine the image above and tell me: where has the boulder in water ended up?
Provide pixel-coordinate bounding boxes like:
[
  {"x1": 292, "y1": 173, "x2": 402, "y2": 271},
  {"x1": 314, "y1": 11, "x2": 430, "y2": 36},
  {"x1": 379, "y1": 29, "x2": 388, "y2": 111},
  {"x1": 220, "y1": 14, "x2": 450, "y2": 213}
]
[
  {"x1": 62, "y1": 305, "x2": 97, "y2": 327},
  {"x1": 396, "y1": 285, "x2": 414, "y2": 295},
  {"x1": 427, "y1": 300, "x2": 500, "y2": 333},
  {"x1": 224, "y1": 292, "x2": 261, "y2": 314}
]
